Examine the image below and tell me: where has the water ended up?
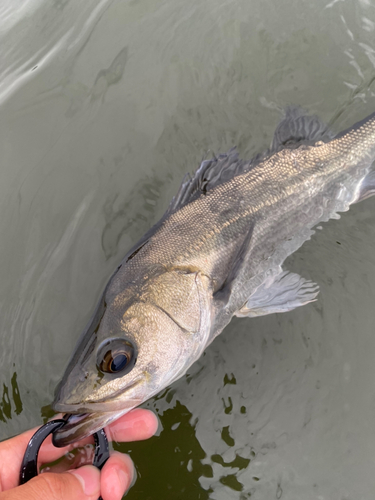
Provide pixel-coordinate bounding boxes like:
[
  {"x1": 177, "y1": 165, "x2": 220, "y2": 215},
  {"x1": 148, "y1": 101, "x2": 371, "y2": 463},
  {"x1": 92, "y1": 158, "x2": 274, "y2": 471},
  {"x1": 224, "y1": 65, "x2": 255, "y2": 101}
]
[{"x1": 1, "y1": 0, "x2": 375, "y2": 498}]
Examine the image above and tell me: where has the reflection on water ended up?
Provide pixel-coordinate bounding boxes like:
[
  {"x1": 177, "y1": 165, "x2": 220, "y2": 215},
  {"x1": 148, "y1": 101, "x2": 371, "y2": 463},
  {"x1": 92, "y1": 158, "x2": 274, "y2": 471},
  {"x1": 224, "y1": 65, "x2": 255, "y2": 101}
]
[
  {"x1": 121, "y1": 401, "x2": 213, "y2": 499},
  {"x1": 1, "y1": 0, "x2": 375, "y2": 498},
  {"x1": 0, "y1": 373, "x2": 23, "y2": 423}
]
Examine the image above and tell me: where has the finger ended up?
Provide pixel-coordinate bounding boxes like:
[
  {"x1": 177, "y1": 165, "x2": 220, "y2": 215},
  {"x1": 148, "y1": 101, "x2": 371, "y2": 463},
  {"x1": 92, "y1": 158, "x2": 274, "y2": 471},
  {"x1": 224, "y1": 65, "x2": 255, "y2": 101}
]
[
  {"x1": 0, "y1": 428, "x2": 95, "y2": 490},
  {"x1": 39, "y1": 409, "x2": 158, "y2": 464},
  {"x1": 100, "y1": 452, "x2": 134, "y2": 500},
  {"x1": 105, "y1": 409, "x2": 159, "y2": 443},
  {"x1": 0, "y1": 427, "x2": 41, "y2": 491},
  {"x1": 0, "y1": 413, "x2": 70, "y2": 465},
  {"x1": 0, "y1": 408, "x2": 158, "y2": 489},
  {"x1": 0, "y1": 465, "x2": 100, "y2": 500},
  {"x1": 42, "y1": 444, "x2": 96, "y2": 473},
  {"x1": 38, "y1": 434, "x2": 94, "y2": 465}
]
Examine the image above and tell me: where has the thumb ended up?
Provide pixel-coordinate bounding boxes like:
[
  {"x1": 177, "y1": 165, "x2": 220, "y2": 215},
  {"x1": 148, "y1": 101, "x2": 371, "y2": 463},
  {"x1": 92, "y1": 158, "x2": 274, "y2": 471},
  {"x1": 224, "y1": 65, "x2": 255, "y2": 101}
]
[{"x1": 0, "y1": 465, "x2": 100, "y2": 500}]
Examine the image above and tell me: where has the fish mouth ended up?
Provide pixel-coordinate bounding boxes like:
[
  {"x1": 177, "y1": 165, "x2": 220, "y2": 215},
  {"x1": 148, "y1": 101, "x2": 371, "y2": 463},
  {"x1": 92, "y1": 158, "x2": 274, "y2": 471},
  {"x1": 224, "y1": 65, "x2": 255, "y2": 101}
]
[
  {"x1": 53, "y1": 396, "x2": 142, "y2": 414},
  {"x1": 52, "y1": 373, "x2": 152, "y2": 446},
  {"x1": 52, "y1": 409, "x2": 131, "y2": 447},
  {"x1": 52, "y1": 393, "x2": 143, "y2": 447},
  {"x1": 53, "y1": 373, "x2": 147, "y2": 412}
]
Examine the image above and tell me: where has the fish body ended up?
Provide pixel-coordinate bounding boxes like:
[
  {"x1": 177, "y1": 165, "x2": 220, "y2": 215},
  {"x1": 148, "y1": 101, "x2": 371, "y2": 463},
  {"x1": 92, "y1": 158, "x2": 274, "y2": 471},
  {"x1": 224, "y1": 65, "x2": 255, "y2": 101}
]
[{"x1": 53, "y1": 108, "x2": 375, "y2": 446}]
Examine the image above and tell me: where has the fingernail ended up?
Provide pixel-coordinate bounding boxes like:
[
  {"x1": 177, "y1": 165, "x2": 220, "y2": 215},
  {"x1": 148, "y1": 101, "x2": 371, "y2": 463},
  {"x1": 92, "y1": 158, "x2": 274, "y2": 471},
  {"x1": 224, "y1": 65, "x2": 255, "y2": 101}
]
[
  {"x1": 117, "y1": 469, "x2": 131, "y2": 494},
  {"x1": 69, "y1": 465, "x2": 100, "y2": 496}
]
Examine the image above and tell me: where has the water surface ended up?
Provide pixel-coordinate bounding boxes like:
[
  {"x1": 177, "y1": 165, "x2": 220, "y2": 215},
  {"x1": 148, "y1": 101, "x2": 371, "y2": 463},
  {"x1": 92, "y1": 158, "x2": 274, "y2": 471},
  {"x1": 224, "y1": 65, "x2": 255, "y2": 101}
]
[{"x1": 1, "y1": 0, "x2": 375, "y2": 498}]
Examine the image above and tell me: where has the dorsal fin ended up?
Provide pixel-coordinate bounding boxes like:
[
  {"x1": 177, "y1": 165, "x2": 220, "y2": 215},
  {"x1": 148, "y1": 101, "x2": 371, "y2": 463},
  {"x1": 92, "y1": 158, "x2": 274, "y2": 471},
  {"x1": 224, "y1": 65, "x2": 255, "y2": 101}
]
[
  {"x1": 167, "y1": 147, "x2": 254, "y2": 214},
  {"x1": 270, "y1": 106, "x2": 334, "y2": 152},
  {"x1": 117, "y1": 107, "x2": 339, "y2": 270},
  {"x1": 168, "y1": 108, "x2": 335, "y2": 214}
]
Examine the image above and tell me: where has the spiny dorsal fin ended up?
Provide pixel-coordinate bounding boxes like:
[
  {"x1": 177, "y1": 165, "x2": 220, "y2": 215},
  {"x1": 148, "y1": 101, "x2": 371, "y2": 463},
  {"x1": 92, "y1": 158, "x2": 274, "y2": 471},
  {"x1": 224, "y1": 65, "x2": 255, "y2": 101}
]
[
  {"x1": 270, "y1": 106, "x2": 334, "y2": 152},
  {"x1": 167, "y1": 147, "x2": 253, "y2": 213},
  {"x1": 168, "y1": 107, "x2": 333, "y2": 214}
]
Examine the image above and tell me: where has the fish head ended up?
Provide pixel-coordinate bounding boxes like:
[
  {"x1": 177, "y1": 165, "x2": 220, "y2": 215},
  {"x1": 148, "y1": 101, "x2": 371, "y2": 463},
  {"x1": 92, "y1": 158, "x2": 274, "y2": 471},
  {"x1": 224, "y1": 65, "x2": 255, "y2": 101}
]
[{"x1": 52, "y1": 268, "x2": 212, "y2": 446}]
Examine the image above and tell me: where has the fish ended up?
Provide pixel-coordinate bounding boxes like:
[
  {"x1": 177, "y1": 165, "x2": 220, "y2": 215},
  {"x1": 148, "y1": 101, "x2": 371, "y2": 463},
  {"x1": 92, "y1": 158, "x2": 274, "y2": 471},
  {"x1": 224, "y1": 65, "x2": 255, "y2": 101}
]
[{"x1": 52, "y1": 107, "x2": 375, "y2": 446}]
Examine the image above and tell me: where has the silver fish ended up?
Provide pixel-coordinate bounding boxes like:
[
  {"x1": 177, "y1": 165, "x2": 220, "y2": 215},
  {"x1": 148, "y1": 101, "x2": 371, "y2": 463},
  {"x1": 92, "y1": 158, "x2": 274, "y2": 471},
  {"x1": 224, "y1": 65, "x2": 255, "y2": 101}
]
[{"x1": 53, "y1": 107, "x2": 375, "y2": 446}]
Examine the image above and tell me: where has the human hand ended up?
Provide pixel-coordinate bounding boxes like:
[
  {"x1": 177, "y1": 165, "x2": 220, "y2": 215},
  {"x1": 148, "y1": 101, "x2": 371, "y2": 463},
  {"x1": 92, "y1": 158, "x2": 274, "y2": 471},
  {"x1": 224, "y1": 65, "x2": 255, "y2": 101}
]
[{"x1": 0, "y1": 408, "x2": 158, "y2": 500}]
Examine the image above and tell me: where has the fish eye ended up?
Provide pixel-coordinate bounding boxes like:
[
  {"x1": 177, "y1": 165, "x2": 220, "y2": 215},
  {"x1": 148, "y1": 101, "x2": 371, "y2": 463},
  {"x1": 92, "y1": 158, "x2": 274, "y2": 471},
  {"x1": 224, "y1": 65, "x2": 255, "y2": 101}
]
[{"x1": 96, "y1": 338, "x2": 137, "y2": 375}]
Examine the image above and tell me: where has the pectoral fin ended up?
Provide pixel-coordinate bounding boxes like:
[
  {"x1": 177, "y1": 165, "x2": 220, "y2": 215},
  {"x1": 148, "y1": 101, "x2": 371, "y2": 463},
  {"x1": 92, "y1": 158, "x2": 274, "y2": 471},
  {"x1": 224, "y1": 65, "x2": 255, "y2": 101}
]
[{"x1": 235, "y1": 271, "x2": 319, "y2": 318}]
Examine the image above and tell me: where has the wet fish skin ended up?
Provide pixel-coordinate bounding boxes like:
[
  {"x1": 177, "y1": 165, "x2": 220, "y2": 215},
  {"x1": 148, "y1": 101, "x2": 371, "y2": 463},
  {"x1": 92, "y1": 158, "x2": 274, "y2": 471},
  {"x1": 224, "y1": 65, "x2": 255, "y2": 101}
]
[{"x1": 53, "y1": 108, "x2": 375, "y2": 446}]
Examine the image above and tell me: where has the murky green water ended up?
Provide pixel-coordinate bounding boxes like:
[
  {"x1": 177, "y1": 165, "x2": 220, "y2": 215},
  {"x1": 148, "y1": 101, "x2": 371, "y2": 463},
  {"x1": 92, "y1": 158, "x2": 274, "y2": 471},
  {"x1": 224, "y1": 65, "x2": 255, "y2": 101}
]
[{"x1": 1, "y1": 0, "x2": 375, "y2": 498}]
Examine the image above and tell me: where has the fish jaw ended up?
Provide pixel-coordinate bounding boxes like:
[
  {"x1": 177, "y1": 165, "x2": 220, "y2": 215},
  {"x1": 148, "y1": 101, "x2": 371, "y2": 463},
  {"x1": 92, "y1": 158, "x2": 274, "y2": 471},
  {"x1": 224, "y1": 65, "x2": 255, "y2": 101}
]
[
  {"x1": 52, "y1": 370, "x2": 163, "y2": 446},
  {"x1": 52, "y1": 409, "x2": 130, "y2": 447},
  {"x1": 52, "y1": 374, "x2": 148, "y2": 446}
]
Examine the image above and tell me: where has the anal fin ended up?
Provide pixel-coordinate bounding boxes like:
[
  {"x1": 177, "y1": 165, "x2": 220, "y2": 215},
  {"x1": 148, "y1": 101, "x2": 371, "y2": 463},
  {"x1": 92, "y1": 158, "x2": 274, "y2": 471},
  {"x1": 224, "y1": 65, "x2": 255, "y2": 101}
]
[{"x1": 235, "y1": 271, "x2": 319, "y2": 318}]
